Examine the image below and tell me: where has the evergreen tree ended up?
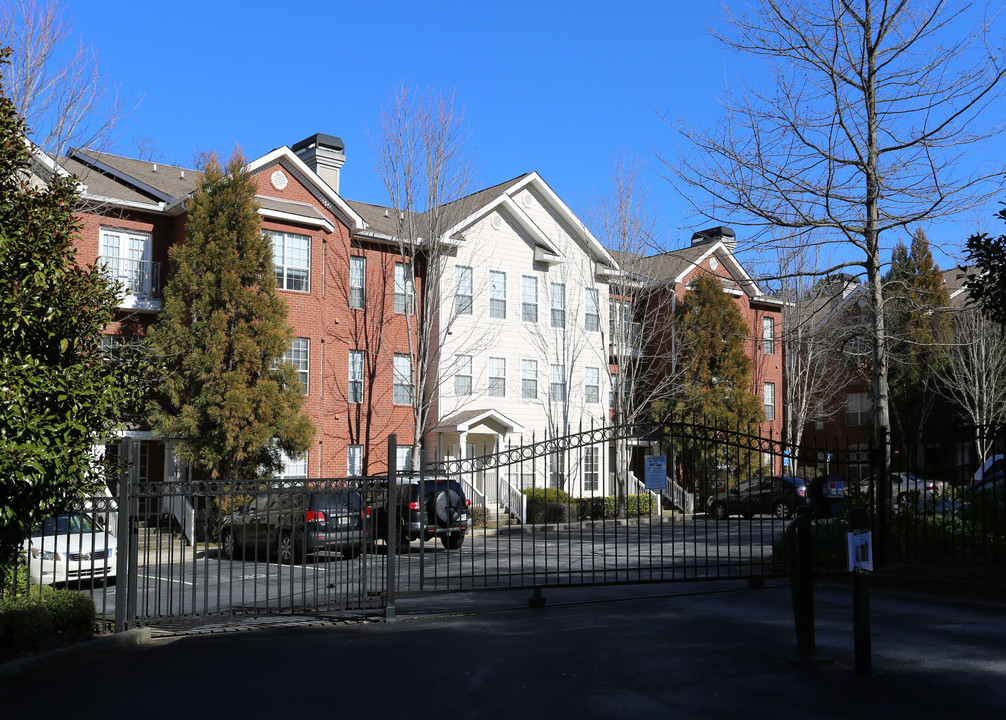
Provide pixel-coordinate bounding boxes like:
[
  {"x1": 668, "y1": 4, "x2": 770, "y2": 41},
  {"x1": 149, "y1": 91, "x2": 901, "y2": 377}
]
[
  {"x1": 147, "y1": 151, "x2": 314, "y2": 482},
  {"x1": 670, "y1": 274, "x2": 765, "y2": 487},
  {"x1": 0, "y1": 50, "x2": 149, "y2": 573},
  {"x1": 884, "y1": 228, "x2": 952, "y2": 452}
]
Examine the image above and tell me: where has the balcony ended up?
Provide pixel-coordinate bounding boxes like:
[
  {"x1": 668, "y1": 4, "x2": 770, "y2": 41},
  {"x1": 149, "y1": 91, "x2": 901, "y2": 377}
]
[
  {"x1": 609, "y1": 321, "x2": 642, "y2": 358},
  {"x1": 98, "y1": 256, "x2": 162, "y2": 312}
]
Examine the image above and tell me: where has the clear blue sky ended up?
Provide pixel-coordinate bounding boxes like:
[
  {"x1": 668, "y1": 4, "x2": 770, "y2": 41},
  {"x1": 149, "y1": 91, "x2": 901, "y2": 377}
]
[{"x1": 65, "y1": 0, "x2": 1004, "y2": 274}]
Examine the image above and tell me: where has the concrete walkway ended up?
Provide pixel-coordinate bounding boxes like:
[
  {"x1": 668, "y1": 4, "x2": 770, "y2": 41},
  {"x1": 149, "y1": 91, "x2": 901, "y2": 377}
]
[{"x1": 2, "y1": 578, "x2": 1005, "y2": 719}]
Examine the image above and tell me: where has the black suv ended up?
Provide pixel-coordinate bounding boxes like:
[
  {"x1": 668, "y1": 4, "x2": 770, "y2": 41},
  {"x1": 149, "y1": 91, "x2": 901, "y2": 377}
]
[
  {"x1": 706, "y1": 475, "x2": 807, "y2": 520},
  {"x1": 220, "y1": 488, "x2": 370, "y2": 563},
  {"x1": 376, "y1": 477, "x2": 471, "y2": 551}
]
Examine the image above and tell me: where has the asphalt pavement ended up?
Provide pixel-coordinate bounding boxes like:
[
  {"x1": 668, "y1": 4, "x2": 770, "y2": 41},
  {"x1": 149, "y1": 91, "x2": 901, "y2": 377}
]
[{"x1": 3, "y1": 578, "x2": 1005, "y2": 719}]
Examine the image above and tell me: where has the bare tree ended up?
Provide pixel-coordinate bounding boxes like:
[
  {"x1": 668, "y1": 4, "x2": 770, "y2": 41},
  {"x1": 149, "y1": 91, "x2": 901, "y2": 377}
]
[
  {"x1": 370, "y1": 83, "x2": 480, "y2": 470},
  {"x1": 585, "y1": 154, "x2": 682, "y2": 506},
  {"x1": 776, "y1": 245, "x2": 852, "y2": 470},
  {"x1": 935, "y1": 304, "x2": 1006, "y2": 461},
  {"x1": 661, "y1": 0, "x2": 1006, "y2": 442},
  {"x1": 1, "y1": 0, "x2": 129, "y2": 158}
]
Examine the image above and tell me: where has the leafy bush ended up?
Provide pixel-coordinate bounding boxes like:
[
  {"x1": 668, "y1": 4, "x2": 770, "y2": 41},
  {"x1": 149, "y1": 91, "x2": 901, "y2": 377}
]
[
  {"x1": 522, "y1": 488, "x2": 571, "y2": 503},
  {"x1": 0, "y1": 586, "x2": 95, "y2": 659},
  {"x1": 771, "y1": 518, "x2": 850, "y2": 572},
  {"x1": 470, "y1": 505, "x2": 488, "y2": 528},
  {"x1": 577, "y1": 495, "x2": 658, "y2": 519}
]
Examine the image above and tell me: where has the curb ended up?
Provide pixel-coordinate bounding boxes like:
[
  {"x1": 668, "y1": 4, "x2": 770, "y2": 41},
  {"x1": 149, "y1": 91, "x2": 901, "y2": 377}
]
[{"x1": 0, "y1": 627, "x2": 151, "y2": 681}]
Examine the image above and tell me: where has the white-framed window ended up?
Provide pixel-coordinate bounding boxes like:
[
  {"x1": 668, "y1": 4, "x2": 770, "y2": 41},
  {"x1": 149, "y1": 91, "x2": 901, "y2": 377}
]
[
  {"x1": 549, "y1": 364, "x2": 566, "y2": 402},
  {"x1": 349, "y1": 255, "x2": 365, "y2": 309},
  {"x1": 347, "y1": 445, "x2": 362, "y2": 477},
  {"x1": 763, "y1": 382, "x2": 775, "y2": 420},
  {"x1": 278, "y1": 449, "x2": 308, "y2": 479},
  {"x1": 549, "y1": 452, "x2": 565, "y2": 489},
  {"x1": 550, "y1": 283, "x2": 566, "y2": 328},
  {"x1": 393, "y1": 354, "x2": 413, "y2": 405},
  {"x1": 99, "y1": 227, "x2": 155, "y2": 297},
  {"x1": 277, "y1": 338, "x2": 309, "y2": 394},
  {"x1": 521, "y1": 275, "x2": 538, "y2": 323},
  {"x1": 488, "y1": 356, "x2": 506, "y2": 398},
  {"x1": 845, "y1": 392, "x2": 871, "y2": 427},
  {"x1": 583, "y1": 447, "x2": 599, "y2": 492},
  {"x1": 584, "y1": 288, "x2": 600, "y2": 331},
  {"x1": 270, "y1": 230, "x2": 311, "y2": 292},
  {"x1": 762, "y1": 317, "x2": 775, "y2": 355},
  {"x1": 454, "y1": 354, "x2": 472, "y2": 396},
  {"x1": 348, "y1": 349, "x2": 364, "y2": 403},
  {"x1": 396, "y1": 445, "x2": 413, "y2": 472},
  {"x1": 455, "y1": 265, "x2": 473, "y2": 315},
  {"x1": 394, "y1": 263, "x2": 414, "y2": 314},
  {"x1": 584, "y1": 367, "x2": 600, "y2": 404},
  {"x1": 489, "y1": 270, "x2": 507, "y2": 319},
  {"x1": 521, "y1": 358, "x2": 538, "y2": 399}
]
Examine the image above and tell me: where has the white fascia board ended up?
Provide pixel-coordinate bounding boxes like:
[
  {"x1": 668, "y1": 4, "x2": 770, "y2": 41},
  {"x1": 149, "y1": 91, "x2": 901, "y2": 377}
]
[
  {"x1": 511, "y1": 172, "x2": 619, "y2": 269},
  {"x1": 81, "y1": 193, "x2": 166, "y2": 212},
  {"x1": 673, "y1": 240, "x2": 764, "y2": 297},
  {"x1": 498, "y1": 196, "x2": 563, "y2": 258},
  {"x1": 258, "y1": 207, "x2": 335, "y2": 233},
  {"x1": 26, "y1": 141, "x2": 72, "y2": 179},
  {"x1": 70, "y1": 149, "x2": 176, "y2": 203},
  {"x1": 456, "y1": 409, "x2": 524, "y2": 435},
  {"x1": 244, "y1": 147, "x2": 365, "y2": 231}
]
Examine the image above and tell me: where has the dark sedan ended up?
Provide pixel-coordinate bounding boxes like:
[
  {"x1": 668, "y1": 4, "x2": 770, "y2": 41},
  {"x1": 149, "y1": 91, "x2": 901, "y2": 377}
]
[{"x1": 707, "y1": 475, "x2": 808, "y2": 520}]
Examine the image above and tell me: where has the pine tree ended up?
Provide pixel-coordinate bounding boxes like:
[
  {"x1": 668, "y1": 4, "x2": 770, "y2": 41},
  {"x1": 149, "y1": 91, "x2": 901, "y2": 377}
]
[
  {"x1": 1, "y1": 49, "x2": 149, "y2": 572},
  {"x1": 670, "y1": 274, "x2": 765, "y2": 487},
  {"x1": 884, "y1": 228, "x2": 952, "y2": 453},
  {"x1": 147, "y1": 151, "x2": 314, "y2": 482}
]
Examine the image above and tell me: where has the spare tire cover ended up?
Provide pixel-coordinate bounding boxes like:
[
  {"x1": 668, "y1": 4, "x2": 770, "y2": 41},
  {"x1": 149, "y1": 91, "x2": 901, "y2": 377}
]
[{"x1": 431, "y1": 489, "x2": 462, "y2": 527}]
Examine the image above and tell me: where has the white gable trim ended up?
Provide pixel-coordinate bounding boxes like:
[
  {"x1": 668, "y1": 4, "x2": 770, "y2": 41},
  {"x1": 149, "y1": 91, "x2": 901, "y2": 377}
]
[
  {"x1": 451, "y1": 409, "x2": 524, "y2": 434},
  {"x1": 673, "y1": 240, "x2": 764, "y2": 297},
  {"x1": 258, "y1": 208, "x2": 335, "y2": 233},
  {"x1": 245, "y1": 147, "x2": 365, "y2": 231}
]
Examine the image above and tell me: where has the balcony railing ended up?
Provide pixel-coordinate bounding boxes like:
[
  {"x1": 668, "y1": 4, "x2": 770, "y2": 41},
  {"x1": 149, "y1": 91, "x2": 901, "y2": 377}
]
[
  {"x1": 609, "y1": 322, "x2": 642, "y2": 356},
  {"x1": 98, "y1": 257, "x2": 161, "y2": 299}
]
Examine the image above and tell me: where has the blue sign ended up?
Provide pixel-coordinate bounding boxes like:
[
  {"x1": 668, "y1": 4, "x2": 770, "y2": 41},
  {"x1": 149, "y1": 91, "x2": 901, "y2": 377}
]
[
  {"x1": 783, "y1": 450, "x2": 791, "y2": 468},
  {"x1": 644, "y1": 455, "x2": 667, "y2": 490}
]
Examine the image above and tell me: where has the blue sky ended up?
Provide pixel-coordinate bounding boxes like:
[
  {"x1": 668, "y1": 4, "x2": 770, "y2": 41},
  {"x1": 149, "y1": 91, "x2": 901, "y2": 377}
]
[{"x1": 63, "y1": 1, "x2": 1005, "y2": 273}]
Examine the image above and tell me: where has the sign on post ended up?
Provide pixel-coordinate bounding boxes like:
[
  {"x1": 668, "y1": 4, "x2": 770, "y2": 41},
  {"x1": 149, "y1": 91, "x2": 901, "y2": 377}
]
[
  {"x1": 847, "y1": 530, "x2": 874, "y2": 572},
  {"x1": 644, "y1": 455, "x2": 667, "y2": 491}
]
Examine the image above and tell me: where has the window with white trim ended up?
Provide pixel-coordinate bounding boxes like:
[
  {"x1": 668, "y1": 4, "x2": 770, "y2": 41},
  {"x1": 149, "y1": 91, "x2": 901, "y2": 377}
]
[
  {"x1": 845, "y1": 392, "x2": 871, "y2": 427},
  {"x1": 277, "y1": 338, "x2": 309, "y2": 394},
  {"x1": 550, "y1": 283, "x2": 566, "y2": 328},
  {"x1": 488, "y1": 356, "x2": 506, "y2": 398},
  {"x1": 347, "y1": 445, "x2": 362, "y2": 477},
  {"x1": 396, "y1": 445, "x2": 413, "y2": 472},
  {"x1": 454, "y1": 355, "x2": 472, "y2": 396},
  {"x1": 393, "y1": 354, "x2": 413, "y2": 405},
  {"x1": 584, "y1": 288, "x2": 600, "y2": 331},
  {"x1": 521, "y1": 358, "x2": 538, "y2": 399},
  {"x1": 521, "y1": 275, "x2": 538, "y2": 322},
  {"x1": 349, "y1": 256, "x2": 365, "y2": 309},
  {"x1": 278, "y1": 449, "x2": 308, "y2": 479},
  {"x1": 489, "y1": 270, "x2": 507, "y2": 319},
  {"x1": 763, "y1": 382, "x2": 775, "y2": 420},
  {"x1": 583, "y1": 447, "x2": 599, "y2": 492},
  {"x1": 549, "y1": 364, "x2": 566, "y2": 402},
  {"x1": 584, "y1": 367, "x2": 600, "y2": 404},
  {"x1": 762, "y1": 317, "x2": 775, "y2": 355},
  {"x1": 100, "y1": 227, "x2": 154, "y2": 297},
  {"x1": 270, "y1": 230, "x2": 311, "y2": 292},
  {"x1": 348, "y1": 350, "x2": 364, "y2": 403},
  {"x1": 549, "y1": 453, "x2": 565, "y2": 489},
  {"x1": 455, "y1": 265, "x2": 473, "y2": 315},
  {"x1": 394, "y1": 263, "x2": 414, "y2": 314}
]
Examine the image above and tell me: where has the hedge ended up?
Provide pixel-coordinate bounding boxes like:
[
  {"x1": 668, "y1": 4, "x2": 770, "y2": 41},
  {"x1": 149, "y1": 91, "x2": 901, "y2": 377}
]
[{"x1": 0, "y1": 578, "x2": 96, "y2": 660}]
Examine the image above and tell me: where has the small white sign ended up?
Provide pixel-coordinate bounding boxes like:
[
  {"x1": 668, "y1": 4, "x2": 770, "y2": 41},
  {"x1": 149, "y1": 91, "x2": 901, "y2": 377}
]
[
  {"x1": 847, "y1": 531, "x2": 874, "y2": 572},
  {"x1": 644, "y1": 455, "x2": 667, "y2": 490}
]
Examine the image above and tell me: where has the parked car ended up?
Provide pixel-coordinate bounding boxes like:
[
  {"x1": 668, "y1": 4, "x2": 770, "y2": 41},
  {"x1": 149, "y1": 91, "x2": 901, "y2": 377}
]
[
  {"x1": 23, "y1": 512, "x2": 118, "y2": 586},
  {"x1": 374, "y1": 477, "x2": 471, "y2": 551},
  {"x1": 921, "y1": 456, "x2": 1005, "y2": 516},
  {"x1": 220, "y1": 487, "x2": 370, "y2": 563},
  {"x1": 706, "y1": 475, "x2": 807, "y2": 520},
  {"x1": 860, "y1": 473, "x2": 944, "y2": 508}
]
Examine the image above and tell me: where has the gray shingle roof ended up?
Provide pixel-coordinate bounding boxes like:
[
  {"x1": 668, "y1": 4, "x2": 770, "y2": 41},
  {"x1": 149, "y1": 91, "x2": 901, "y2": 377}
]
[{"x1": 62, "y1": 149, "x2": 200, "y2": 203}]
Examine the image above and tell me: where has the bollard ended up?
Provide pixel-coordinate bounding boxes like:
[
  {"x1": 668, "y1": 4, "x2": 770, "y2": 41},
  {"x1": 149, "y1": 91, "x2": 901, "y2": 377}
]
[
  {"x1": 850, "y1": 506, "x2": 872, "y2": 678},
  {"x1": 786, "y1": 506, "x2": 814, "y2": 660}
]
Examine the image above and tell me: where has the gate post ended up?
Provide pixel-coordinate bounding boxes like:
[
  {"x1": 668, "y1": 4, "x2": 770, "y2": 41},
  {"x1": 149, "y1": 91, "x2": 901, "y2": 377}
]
[
  {"x1": 114, "y1": 437, "x2": 132, "y2": 633},
  {"x1": 873, "y1": 427, "x2": 889, "y2": 567},
  {"x1": 386, "y1": 434, "x2": 397, "y2": 622}
]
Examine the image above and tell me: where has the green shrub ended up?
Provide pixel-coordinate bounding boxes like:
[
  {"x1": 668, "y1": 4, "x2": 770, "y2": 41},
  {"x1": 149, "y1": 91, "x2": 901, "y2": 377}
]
[
  {"x1": 771, "y1": 518, "x2": 850, "y2": 572},
  {"x1": 522, "y1": 488, "x2": 571, "y2": 503},
  {"x1": 470, "y1": 506, "x2": 488, "y2": 528},
  {"x1": 576, "y1": 495, "x2": 658, "y2": 519},
  {"x1": 526, "y1": 501, "x2": 580, "y2": 524},
  {"x1": 0, "y1": 587, "x2": 96, "y2": 659}
]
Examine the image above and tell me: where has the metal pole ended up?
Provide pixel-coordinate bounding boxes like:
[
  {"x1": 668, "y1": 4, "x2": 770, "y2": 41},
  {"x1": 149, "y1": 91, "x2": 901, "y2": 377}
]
[
  {"x1": 786, "y1": 506, "x2": 814, "y2": 660},
  {"x1": 386, "y1": 434, "x2": 397, "y2": 622},
  {"x1": 114, "y1": 437, "x2": 131, "y2": 633},
  {"x1": 850, "y1": 506, "x2": 872, "y2": 678}
]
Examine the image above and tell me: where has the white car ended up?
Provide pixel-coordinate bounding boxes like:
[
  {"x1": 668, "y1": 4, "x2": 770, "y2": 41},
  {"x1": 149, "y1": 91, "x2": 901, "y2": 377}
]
[
  {"x1": 24, "y1": 513, "x2": 118, "y2": 586},
  {"x1": 860, "y1": 473, "x2": 945, "y2": 508}
]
